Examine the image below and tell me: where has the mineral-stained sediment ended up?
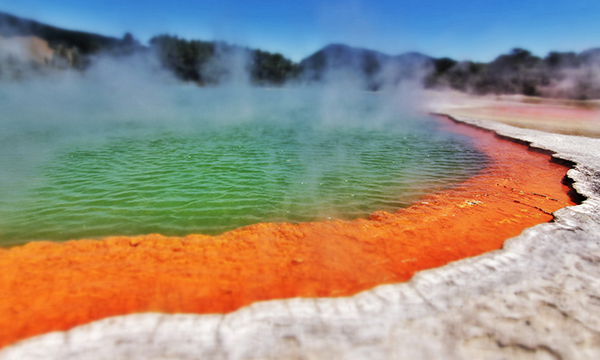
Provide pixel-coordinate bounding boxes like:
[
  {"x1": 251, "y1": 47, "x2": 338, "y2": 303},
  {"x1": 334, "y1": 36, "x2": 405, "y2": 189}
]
[{"x1": 0, "y1": 115, "x2": 580, "y2": 356}]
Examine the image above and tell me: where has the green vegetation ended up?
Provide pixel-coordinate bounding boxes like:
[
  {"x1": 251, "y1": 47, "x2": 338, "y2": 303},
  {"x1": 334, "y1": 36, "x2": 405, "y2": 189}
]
[
  {"x1": 0, "y1": 11, "x2": 121, "y2": 55},
  {"x1": 425, "y1": 48, "x2": 600, "y2": 100},
  {"x1": 2, "y1": 11, "x2": 600, "y2": 98},
  {"x1": 251, "y1": 49, "x2": 299, "y2": 85},
  {"x1": 0, "y1": 11, "x2": 143, "y2": 73},
  {"x1": 0, "y1": 11, "x2": 299, "y2": 85},
  {"x1": 149, "y1": 35, "x2": 215, "y2": 83},
  {"x1": 149, "y1": 35, "x2": 298, "y2": 85}
]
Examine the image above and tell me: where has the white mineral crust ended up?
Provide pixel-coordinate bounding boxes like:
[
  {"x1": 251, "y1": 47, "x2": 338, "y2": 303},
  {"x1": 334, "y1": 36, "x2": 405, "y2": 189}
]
[{"x1": 2, "y1": 115, "x2": 600, "y2": 360}]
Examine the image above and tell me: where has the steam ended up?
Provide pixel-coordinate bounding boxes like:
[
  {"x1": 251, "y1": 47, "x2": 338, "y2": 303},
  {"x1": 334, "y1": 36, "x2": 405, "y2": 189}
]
[
  {"x1": 538, "y1": 63, "x2": 600, "y2": 100},
  {"x1": 428, "y1": 48, "x2": 600, "y2": 100},
  {"x1": 202, "y1": 43, "x2": 252, "y2": 86},
  {"x1": 0, "y1": 40, "x2": 428, "y2": 136},
  {"x1": 0, "y1": 35, "x2": 53, "y2": 79},
  {"x1": 0, "y1": 22, "x2": 468, "y2": 246},
  {"x1": 0, "y1": 45, "x2": 428, "y2": 203},
  {"x1": 0, "y1": 36, "x2": 33, "y2": 61}
]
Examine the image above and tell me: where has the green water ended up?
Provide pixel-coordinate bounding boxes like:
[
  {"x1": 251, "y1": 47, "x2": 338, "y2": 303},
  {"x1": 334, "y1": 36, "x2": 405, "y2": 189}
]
[{"x1": 0, "y1": 87, "x2": 487, "y2": 245}]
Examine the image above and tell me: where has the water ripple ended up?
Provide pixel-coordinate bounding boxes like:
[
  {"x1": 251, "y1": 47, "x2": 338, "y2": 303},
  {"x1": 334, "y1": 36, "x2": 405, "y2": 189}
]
[{"x1": 0, "y1": 111, "x2": 487, "y2": 243}]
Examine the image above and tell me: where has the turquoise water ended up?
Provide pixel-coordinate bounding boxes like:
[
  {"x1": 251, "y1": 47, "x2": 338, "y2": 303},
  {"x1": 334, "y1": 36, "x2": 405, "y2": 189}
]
[{"x1": 0, "y1": 87, "x2": 487, "y2": 245}]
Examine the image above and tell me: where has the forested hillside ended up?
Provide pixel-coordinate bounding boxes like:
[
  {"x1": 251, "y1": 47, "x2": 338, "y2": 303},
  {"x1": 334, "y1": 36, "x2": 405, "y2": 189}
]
[
  {"x1": 425, "y1": 48, "x2": 600, "y2": 100},
  {"x1": 2, "y1": 11, "x2": 600, "y2": 98}
]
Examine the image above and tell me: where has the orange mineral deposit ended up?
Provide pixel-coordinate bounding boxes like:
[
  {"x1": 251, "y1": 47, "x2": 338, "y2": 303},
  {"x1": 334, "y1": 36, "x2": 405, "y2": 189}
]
[{"x1": 0, "y1": 117, "x2": 575, "y2": 348}]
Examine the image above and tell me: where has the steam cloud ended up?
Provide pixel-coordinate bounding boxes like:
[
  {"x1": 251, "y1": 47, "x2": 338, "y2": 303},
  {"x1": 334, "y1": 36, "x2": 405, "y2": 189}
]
[
  {"x1": 0, "y1": 31, "x2": 429, "y2": 137},
  {"x1": 427, "y1": 48, "x2": 600, "y2": 100}
]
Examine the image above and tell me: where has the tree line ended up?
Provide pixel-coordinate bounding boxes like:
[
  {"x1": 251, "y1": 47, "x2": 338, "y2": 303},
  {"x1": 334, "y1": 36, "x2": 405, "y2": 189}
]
[
  {"x1": 148, "y1": 35, "x2": 298, "y2": 85},
  {"x1": 425, "y1": 48, "x2": 600, "y2": 100},
  {"x1": 2, "y1": 11, "x2": 600, "y2": 98}
]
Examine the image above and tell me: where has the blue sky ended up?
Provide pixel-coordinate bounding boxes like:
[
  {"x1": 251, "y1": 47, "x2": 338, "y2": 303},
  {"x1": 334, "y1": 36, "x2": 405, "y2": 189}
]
[{"x1": 1, "y1": 0, "x2": 599, "y2": 61}]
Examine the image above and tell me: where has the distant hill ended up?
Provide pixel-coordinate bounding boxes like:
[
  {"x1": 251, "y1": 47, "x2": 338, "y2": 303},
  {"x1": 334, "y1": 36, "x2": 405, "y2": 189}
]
[
  {"x1": 0, "y1": 11, "x2": 122, "y2": 55},
  {"x1": 2, "y1": 11, "x2": 600, "y2": 98},
  {"x1": 579, "y1": 48, "x2": 600, "y2": 62},
  {"x1": 299, "y1": 44, "x2": 433, "y2": 90},
  {"x1": 426, "y1": 48, "x2": 600, "y2": 100},
  {"x1": 0, "y1": 12, "x2": 297, "y2": 85}
]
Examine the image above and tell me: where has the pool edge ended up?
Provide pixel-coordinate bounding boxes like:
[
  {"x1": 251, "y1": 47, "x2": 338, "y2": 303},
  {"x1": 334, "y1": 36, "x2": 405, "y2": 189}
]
[{"x1": 3, "y1": 115, "x2": 600, "y2": 359}]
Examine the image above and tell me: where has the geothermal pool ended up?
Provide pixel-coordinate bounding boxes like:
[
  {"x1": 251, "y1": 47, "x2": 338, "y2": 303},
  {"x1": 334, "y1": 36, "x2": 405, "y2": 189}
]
[
  {"x1": 0, "y1": 87, "x2": 487, "y2": 245},
  {"x1": 0, "y1": 89, "x2": 576, "y2": 348}
]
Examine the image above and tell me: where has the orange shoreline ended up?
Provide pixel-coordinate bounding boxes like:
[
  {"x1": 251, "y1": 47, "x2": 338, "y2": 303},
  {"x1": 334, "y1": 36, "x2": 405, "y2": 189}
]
[{"x1": 0, "y1": 117, "x2": 575, "y2": 348}]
